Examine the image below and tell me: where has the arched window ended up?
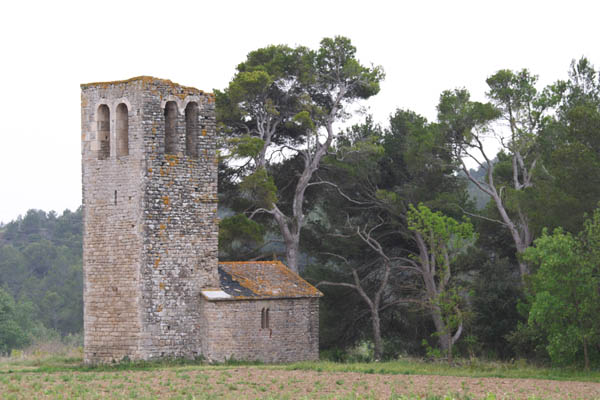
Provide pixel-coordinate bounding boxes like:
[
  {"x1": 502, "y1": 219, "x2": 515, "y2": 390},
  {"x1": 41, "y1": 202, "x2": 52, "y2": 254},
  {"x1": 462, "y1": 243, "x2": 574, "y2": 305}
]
[
  {"x1": 97, "y1": 104, "x2": 110, "y2": 159},
  {"x1": 185, "y1": 102, "x2": 199, "y2": 158},
  {"x1": 164, "y1": 101, "x2": 178, "y2": 154},
  {"x1": 116, "y1": 103, "x2": 129, "y2": 157}
]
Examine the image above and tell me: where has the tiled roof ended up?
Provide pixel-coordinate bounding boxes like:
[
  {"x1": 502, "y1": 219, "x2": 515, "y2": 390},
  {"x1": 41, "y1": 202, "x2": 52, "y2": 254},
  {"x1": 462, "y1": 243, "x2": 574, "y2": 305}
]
[{"x1": 201, "y1": 261, "x2": 323, "y2": 301}]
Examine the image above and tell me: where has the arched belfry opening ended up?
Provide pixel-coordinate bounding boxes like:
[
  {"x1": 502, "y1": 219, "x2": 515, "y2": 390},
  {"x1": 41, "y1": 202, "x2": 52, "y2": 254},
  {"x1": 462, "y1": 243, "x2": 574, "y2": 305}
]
[
  {"x1": 97, "y1": 104, "x2": 110, "y2": 159},
  {"x1": 185, "y1": 102, "x2": 199, "y2": 158},
  {"x1": 116, "y1": 103, "x2": 129, "y2": 157},
  {"x1": 164, "y1": 101, "x2": 178, "y2": 154}
]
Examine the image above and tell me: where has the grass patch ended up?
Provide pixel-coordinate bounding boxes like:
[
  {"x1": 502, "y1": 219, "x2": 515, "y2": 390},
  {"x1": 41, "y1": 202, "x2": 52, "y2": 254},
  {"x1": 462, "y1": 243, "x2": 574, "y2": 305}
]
[
  {"x1": 2, "y1": 353, "x2": 599, "y2": 383},
  {"x1": 278, "y1": 358, "x2": 600, "y2": 382}
]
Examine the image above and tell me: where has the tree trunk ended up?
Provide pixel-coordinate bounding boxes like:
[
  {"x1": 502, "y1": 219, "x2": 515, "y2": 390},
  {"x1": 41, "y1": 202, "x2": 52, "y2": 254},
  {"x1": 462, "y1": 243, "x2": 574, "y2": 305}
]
[
  {"x1": 271, "y1": 207, "x2": 300, "y2": 274},
  {"x1": 284, "y1": 239, "x2": 300, "y2": 274},
  {"x1": 317, "y1": 261, "x2": 388, "y2": 363},
  {"x1": 583, "y1": 337, "x2": 590, "y2": 370},
  {"x1": 460, "y1": 149, "x2": 535, "y2": 282},
  {"x1": 430, "y1": 304, "x2": 450, "y2": 353},
  {"x1": 371, "y1": 307, "x2": 383, "y2": 361}
]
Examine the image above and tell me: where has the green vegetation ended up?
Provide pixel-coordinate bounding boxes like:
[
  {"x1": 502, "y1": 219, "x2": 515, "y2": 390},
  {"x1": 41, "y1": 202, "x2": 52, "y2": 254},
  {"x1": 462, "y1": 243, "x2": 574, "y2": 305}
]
[
  {"x1": 2, "y1": 36, "x2": 600, "y2": 374},
  {"x1": 283, "y1": 359, "x2": 600, "y2": 383},
  {"x1": 523, "y1": 208, "x2": 600, "y2": 369},
  {"x1": 217, "y1": 40, "x2": 600, "y2": 370},
  {"x1": 0, "y1": 208, "x2": 82, "y2": 354}
]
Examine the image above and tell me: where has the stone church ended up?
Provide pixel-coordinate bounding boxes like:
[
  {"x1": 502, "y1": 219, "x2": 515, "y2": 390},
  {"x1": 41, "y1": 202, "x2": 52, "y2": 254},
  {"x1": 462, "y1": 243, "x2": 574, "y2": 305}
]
[{"x1": 81, "y1": 77, "x2": 322, "y2": 364}]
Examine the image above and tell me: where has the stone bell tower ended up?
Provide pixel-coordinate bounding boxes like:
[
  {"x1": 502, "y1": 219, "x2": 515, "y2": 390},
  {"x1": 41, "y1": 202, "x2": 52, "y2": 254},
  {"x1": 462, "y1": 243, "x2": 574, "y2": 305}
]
[{"x1": 81, "y1": 77, "x2": 218, "y2": 364}]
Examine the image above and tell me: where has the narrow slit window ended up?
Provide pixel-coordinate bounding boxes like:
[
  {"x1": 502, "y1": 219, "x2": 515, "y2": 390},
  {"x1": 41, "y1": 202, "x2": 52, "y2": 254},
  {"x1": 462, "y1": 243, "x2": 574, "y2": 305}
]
[
  {"x1": 261, "y1": 308, "x2": 265, "y2": 329},
  {"x1": 116, "y1": 103, "x2": 129, "y2": 156},
  {"x1": 97, "y1": 105, "x2": 110, "y2": 159},
  {"x1": 185, "y1": 102, "x2": 199, "y2": 158},
  {"x1": 164, "y1": 101, "x2": 178, "y2": 154},
  {"x1": 265, "y1": 308, "x2": 270, "y2": 329}
]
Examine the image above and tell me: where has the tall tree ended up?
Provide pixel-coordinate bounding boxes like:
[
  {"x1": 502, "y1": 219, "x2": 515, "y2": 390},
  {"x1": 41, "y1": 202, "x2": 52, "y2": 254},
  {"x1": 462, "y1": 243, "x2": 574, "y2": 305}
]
[
  {"x1": 313, "y1": 111, "x2": 471, "y2": 359},
  {"x1": 407, "y1": 203, "x2": 475, "y2": 361},
  {"x1": 316, "y1": 221, "x2": 392, "y2": 361},
  {"x1": 438, "y1": 69, "x2": 557, "y2": 280},
  {"x1": 535, "y1": 58, "x2": 600, "y2": 233},
  {"x1": 217, "y1": 36, "x2": 384, "y2": 273}
]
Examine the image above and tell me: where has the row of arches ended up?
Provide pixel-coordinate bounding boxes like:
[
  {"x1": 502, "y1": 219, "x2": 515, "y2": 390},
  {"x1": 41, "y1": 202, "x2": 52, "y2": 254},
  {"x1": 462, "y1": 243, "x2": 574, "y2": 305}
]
[
  {"x1": 97, "y1": 103, "x2": 128, "y2": 159},
  {"x1": 95, "y1": 101, "x2": 202, "y2": 160}
]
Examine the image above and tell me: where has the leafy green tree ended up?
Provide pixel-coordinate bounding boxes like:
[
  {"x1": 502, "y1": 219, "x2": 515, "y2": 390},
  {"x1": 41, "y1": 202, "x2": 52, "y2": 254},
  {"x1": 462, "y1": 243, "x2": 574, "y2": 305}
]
[
  {"x1": 218, "y1": 36, "x2": 384, "y2": 273},
  {"x1": 407, "y1": 203, "x2": 476, "y2": 362},
  {"x1": 524, "y1": 208, "x2": 600, "y2": 369},
  {"x1": 0, "y1": 288, "x2": 30, "y2": 354}
]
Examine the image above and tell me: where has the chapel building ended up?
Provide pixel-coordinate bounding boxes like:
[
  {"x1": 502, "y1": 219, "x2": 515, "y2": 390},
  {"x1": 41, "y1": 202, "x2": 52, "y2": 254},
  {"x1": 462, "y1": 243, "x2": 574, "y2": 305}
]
[{"x1": 81, "y1": 77, "x2": 321, "y2": 364}]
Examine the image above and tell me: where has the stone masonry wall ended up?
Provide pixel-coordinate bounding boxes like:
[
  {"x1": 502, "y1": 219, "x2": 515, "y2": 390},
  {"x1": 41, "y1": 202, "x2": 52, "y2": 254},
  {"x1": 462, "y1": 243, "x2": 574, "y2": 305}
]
[
  {"x1": 199, "y1": 298, "x2": 320, "y2": 363},
  {"x1": 139, "y1": 80, "x2": 218, "y2": 359},
  {"x1": 81, "y1": 82, "x2": 146, "y2": 363},
  {"x1": 81, "y1": 77, "x2": 218, "y2": 363}
]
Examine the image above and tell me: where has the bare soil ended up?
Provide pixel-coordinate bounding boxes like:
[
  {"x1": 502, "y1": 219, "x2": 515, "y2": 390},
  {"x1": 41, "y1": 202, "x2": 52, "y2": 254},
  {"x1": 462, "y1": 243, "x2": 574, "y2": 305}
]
[{"x1": 1, "y1": 366, "x2": 600, "y2": 399}]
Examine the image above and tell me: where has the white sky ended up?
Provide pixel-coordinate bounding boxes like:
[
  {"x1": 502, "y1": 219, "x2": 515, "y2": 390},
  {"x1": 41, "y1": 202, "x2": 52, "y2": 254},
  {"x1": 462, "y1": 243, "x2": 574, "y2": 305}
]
[{"x1": 1, "y1": 0, "x2": 598, "y2": 224}]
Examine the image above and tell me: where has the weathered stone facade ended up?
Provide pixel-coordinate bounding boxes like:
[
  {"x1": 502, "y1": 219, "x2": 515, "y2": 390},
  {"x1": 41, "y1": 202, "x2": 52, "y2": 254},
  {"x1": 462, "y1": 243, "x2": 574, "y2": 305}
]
[
  {"x1": 81, "y1": 77, "x2": 321, "y2": 364},
  {"x1": 200, "y1": 297, "x2": 319, "y2": 363},
  {"x1": 199, "y1": 261, "x2": 321, "y2": 362}
]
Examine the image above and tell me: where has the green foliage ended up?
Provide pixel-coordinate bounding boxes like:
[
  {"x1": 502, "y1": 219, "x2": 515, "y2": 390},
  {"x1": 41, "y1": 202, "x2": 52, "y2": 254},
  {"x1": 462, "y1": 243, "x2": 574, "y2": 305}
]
[
  {"x1": 407, "y1": 204, "x2": 476, "y2": 358},
  {"x1": 315, "y1": 36, "x2": 384, "y2": 100},
  {"x1": 0, "y1": 208, "x2": 83, "y2": 345},
  {"x1": 437, "y1": 88, "x2": 499, "y2": 145},
  {"x1": 0, "y1": 288, "x2": 29, "y2": 354},
  {"x1": 523, "y1": 208, "x2": 600, "y2": 367},
  {"x1": 218, "y1": 36, "x2": 384, "y2": 276},
  {"x1": 218, "y1": 214, "x2": 265, "y2": 259},
  {"x1": 216, "y1": 43, "x2": 311, "y2": 150},
  {"x1": 227, "y1": 135, "x2": 265, "y2": 159},
  {"x1": 292, "y1": 110, "x2": 315, "y2": 132},
  {"x1": 326, "y1": 116, "x2": 385, "y2": 183},
  {"x1": 532, "y1": 57, "x2": 600, "y2": 234},
  {"x1": 470, "y1": 258, "x2": 525, "y2": 359},
  {"x1": 228, "y1": 70, "x2": 273, "y2": 104},
  {"x1": 239, "y1": 168, "x2": 278, "y2": 209},
  {"x1": 219, "y1": 214, "x2": 265, "y2": 244},
  {"x1": 407, "y1": 203, "x2": 476, "y2": 266}
]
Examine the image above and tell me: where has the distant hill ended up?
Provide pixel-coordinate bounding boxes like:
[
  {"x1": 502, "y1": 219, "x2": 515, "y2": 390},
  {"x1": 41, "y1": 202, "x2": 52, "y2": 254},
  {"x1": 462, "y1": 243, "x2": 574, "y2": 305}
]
[{"x1": 0, "y1": 208, "x2": 83, "y2": 340}]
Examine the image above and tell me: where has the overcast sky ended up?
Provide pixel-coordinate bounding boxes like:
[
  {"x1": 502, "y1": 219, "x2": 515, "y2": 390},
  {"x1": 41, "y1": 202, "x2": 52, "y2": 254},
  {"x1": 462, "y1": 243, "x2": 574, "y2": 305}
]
[{"x1": 1, "y1": 0, "x2": 598, "y2": 224}]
